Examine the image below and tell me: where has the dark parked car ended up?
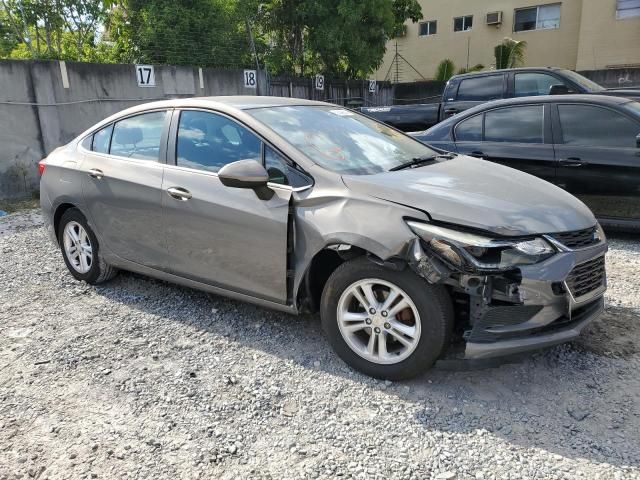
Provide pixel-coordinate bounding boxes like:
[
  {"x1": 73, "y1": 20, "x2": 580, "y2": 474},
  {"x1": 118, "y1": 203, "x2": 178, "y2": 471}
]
[
  {"x1": 411, "y1": 95, "x2": 640, "y2": 231},
  {"x1": 361, "y1": 67, "x2": 640, "y2": 132}
]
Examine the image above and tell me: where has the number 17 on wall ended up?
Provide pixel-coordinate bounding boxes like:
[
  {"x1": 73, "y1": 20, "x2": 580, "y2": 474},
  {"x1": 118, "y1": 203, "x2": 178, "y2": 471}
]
[{"x1": 135, "y1": 65, "x2": 156, "y2": 87}]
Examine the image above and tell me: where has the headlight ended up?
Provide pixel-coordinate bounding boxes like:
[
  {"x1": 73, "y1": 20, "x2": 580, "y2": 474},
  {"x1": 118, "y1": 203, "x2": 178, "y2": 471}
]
[
  {"x1": 595, "y1": 223, "x2": 606, "y2": 244},
  {"x1": 407, "y1": 221, "x2": 556, "y2": 271}
]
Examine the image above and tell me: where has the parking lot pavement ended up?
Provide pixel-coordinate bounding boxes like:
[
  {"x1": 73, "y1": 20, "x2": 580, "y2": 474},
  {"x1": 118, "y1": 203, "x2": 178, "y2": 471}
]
[{"x1": 1, "y1": 210, "x2": 639, "y2": 480}]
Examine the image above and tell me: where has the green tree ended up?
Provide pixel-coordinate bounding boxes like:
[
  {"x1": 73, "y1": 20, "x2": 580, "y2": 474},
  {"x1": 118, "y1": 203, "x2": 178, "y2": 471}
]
[
  {"x1": 494, "y1": 37, "x2": 527, "y2": 69},
  {"x1": 434, "y1": 59, "x2": 455, "y2": 81},
  {"x1": 0, "y1": 9, "x2": 18, "y2": 56},
  {"x1": 106, "y1": 0, "x2": 254, "y2": 67},
  {"x1": 457, "y1": 63, "x2": 484, "y2": 75},
  {"x1": 257, "y1": 0, "x2": 422, "y2": 78},
  {"x1": 0, "y1": 0, "x2": 111, "y2": 60}
]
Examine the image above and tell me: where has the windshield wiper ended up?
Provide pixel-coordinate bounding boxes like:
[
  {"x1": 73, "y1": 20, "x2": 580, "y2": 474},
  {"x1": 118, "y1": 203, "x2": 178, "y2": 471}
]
[{"x1": 389, "y1": 153, "x2": 454, "y2": 172}]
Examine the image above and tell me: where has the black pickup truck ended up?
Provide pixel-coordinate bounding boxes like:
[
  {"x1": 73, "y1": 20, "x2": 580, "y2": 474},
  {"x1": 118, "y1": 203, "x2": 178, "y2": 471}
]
[{"x1": 361, "y1": 67, "x2": 640, "y2": 132}]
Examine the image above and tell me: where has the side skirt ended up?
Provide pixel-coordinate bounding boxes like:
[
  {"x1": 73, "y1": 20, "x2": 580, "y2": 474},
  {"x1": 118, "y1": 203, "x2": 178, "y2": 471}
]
[{"x1": 105, "y1": 255, "x2": 299, "y2": 315}]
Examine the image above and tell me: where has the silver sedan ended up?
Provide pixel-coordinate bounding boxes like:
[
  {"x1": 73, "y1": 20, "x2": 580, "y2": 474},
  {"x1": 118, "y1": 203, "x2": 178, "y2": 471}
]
[{"x1": 39, "y1": 97, "x2": 607, "y2": 379}]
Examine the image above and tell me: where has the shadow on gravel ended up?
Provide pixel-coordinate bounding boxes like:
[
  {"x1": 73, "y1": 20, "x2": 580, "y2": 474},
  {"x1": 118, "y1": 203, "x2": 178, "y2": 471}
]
[{"x1": 93, "y1": 269, "x2": 640, "y2": 470}]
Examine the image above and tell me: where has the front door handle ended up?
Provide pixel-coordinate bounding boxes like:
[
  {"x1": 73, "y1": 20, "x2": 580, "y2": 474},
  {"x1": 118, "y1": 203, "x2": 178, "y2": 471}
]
[
  {"x1": 167, "y1": 187, "x2": 192, "y2": 201},
  {"x1": 470, "y1": 151, "x2": 485, "y2": 158},
  {"x1": 87, "y1": 168, "x2": 104, "y2": 179},
  {"x1": 560, "y1": 157, "x2": 586, "y2": 167}
]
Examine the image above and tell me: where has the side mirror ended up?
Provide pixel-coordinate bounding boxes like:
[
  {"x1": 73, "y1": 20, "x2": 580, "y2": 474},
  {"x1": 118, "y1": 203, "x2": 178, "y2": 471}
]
[
  {"x1": 218, "y1": 159, "x2": 273, "y2": 200},
  {"x1": 549, "y1": 84, "x2": 571, "y2": 95}
]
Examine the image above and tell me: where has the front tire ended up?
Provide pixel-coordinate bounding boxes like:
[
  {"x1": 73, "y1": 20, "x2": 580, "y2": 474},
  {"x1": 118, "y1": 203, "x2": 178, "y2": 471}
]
[
  {"x1": 320, "y1": 257, "x2": 453, "y2": 380},
  {"x1": 58, "y1": 208, "x2": 117, "y2": 284}
]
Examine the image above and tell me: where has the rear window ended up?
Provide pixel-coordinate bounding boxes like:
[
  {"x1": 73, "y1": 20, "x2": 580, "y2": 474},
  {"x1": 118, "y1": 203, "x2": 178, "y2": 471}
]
[
  {"x1": 92, "y1": 124, "x2": 113, "y2": 154},
  {"x1": 456, "y1": 75, "x2": 503, "y2": 101},
  {"x1": 484, "y1": 105, "x2": 544, "y2": 143},
  {"x1": 454, "y1": 114, "x2": 483, "y2": 141}
]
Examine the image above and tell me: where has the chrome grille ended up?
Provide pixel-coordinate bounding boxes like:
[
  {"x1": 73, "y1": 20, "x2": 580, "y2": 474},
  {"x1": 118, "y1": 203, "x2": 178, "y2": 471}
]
[
  {"x1": 566, "y1": 256, "x2": 606, "y2": 299},
  {"x1": 550, "y1": 227, "x2": 598, "y2": 249}
]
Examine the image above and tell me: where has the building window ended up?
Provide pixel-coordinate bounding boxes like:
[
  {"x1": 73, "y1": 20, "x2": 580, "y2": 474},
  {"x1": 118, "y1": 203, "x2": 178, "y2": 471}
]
[
  {"x1": 514, "y1": 4, "x2": 561, "y2": 32},
  {"x1": 453, "y1": 15, "x2": 473, "y2": 32},
  {"x1": 419, "y1": 20, "x2": 437, "y2": 36},
  {"x1": 419, "y1": 20, "x2": 438, "y2": 37},
  {"x1": 617, "y1": 0, "x2": 640, "y2": 18}
]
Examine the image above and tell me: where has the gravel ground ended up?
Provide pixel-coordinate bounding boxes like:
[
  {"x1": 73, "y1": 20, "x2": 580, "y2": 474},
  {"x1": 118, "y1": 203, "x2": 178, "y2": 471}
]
[{"x1": 1, "y1": 210, "x2": 639, "y2": 480}]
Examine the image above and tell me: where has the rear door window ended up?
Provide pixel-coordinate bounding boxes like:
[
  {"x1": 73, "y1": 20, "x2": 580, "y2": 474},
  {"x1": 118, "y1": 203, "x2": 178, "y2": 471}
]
[
  {"x1": 456, "y1": 75, "x2": 503, "y2": 101},
  {"x1": 110, "y1": 111, "x2": 166, "y2": 161},
  {"x1": 484, "y1": 105, "x2": 544, "y2": 143},
  {"x1": 558, "y1": 104, "x2": 640, "y2": 148},
  {"x1": 454, "y1": 114, "x2": 483, "y2": 141}
]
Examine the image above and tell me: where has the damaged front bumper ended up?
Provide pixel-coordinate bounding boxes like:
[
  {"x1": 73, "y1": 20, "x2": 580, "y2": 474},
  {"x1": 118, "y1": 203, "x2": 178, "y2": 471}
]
[{"x1": 409, "y1": 233, "x2": 608, "y2": 360}]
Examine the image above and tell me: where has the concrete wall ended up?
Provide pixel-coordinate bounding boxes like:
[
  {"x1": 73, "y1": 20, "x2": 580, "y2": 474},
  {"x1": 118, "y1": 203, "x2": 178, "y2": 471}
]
[
  {"x1": 0, "y1": 60, "x2": 261, "y2": 198},
  {"x1": 579, "y1": 67, "x2": 640, "y2": 88},
  {"x1": 376, "y1": 0, "x2": 584, "y2": 81},
  {"x1": 0, "y1": 60, "x2": 392, "y2": 199},
  {"x1": 0, "y1": 62, "x2": 45, "y2": 198},
  {"x1": 576, "y1": 0, "x2": 640, "y2": 70}
]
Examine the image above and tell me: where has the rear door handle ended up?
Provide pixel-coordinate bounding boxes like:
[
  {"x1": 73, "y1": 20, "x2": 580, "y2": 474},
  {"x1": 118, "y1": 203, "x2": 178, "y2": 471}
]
[
  {"x1": 167, "y1": 187, "x2": 192, "y2": 201},
  {"x1": 470, "y1": 151, "x2": 485, "y2": 158},
  {"x1": 87, "y1": 168, "x2": 104, "y2": 179},
  {"x1": 560, "y1": 157, "x2": 586, "y2": 167},
  {"x1": 444, "y1": 108, "x2": 459, "y2": 115}
]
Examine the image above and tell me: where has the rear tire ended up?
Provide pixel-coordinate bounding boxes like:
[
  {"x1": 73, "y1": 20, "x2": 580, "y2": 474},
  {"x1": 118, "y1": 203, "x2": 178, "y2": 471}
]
[
  {"x1": 58, "y1": 208, "x2": 117, "y2": 284},
  {"x1": 320, "y1": 257, "x2": 453, "y2": 380}
]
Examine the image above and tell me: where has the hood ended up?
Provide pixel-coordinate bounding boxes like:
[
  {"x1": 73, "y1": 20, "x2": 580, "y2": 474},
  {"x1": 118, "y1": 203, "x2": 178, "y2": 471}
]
[
  {"x1": 601, "y1": 88, "x2": 640, "y2": 100},
  {"x1": 342, "y1": 156, "x2": 596, "y2": 236}
]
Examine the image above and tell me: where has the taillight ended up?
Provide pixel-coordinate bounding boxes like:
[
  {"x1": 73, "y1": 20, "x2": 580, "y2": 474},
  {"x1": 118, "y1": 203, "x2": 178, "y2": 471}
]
[{"x1": 38, "y1": 159, "x2": 46, "y2": 176}]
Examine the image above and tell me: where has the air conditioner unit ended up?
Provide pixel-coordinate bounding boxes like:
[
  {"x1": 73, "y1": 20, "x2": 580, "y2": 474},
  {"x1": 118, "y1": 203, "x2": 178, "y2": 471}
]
[{"x1": 486, "y1": 11, "x2": 503, "y2": 25}]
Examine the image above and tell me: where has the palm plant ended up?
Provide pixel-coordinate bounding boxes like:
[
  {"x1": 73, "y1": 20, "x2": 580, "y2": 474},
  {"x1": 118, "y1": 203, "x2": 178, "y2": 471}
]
[
  {"x1": 434, "y1": 59, "x2": 455, "y2": 81},
  {"x1": 494, "y1": 38, "x2": 527, "y2": 69},
  {"x1": 457, "y1": 63, "x2": 485, "y2": 75}
]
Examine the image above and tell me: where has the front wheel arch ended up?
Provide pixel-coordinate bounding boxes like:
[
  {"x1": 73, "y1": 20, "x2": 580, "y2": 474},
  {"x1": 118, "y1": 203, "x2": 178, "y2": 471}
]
[{"x1": 296, "y1": 245, "x2": 409, "y2": 313}]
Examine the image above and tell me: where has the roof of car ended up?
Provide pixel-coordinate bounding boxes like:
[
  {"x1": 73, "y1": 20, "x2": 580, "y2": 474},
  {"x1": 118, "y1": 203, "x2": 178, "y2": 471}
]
[
  {"x1": 84, "y1": 96, "x2": 333, "y2": 134},
  {"x1": 444, "y1": 95, "x2": 634, "y2": 121},
  {"x1": 198, "y1": 95, "x2": 329, "y2": 109},
  {"x1": 420, "y1": 94, "x2": 637, "y2": 134},
  {"x1": 474, "y1": 94, "x2": 632, "y2": 107},
  {"x1": 451, "y1": 66, "x2": 564, "y2": 80},
  {"x1": 113, "y1": 95, "x2": 331, "y2": 121},
  {"x1": 125, "y1": 96, "x2": 329, "y2": 113}
]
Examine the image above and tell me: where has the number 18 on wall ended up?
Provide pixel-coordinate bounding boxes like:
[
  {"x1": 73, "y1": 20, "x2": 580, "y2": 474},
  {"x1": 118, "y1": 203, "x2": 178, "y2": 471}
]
[
  {"x1": 135, "y1": 65, "x2": 155, "y2": 87},
  {"x1": 244, "y1": 70, "x2": 257, "y2": 89}
]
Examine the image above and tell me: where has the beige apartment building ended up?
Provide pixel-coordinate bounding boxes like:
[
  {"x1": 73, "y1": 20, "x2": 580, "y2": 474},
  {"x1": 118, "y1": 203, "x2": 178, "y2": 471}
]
[{"x1": 376, "y1": 0, "x2": 640, "y2": 81}]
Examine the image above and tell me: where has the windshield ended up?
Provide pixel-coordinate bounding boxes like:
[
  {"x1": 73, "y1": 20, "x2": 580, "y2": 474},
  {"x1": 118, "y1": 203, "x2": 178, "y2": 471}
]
[
  {"x1": 247, "y1": 106, "x2": 437, "y2": 174},
  {"x1": 560, "y1": 70, "x2": 605, "y2": 92},
  {"x1": 623, "y1": 100, "x2": 640, "y2": 117}
]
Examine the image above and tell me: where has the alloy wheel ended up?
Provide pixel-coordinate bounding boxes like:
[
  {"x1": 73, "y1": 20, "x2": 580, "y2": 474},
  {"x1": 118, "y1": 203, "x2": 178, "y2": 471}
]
[
  {"x1": 63, "y1": 221, "x2": 93, "y2": 274},
  {"x1": 337, "y1": 278, "x2": 421, "y2": 365}
]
